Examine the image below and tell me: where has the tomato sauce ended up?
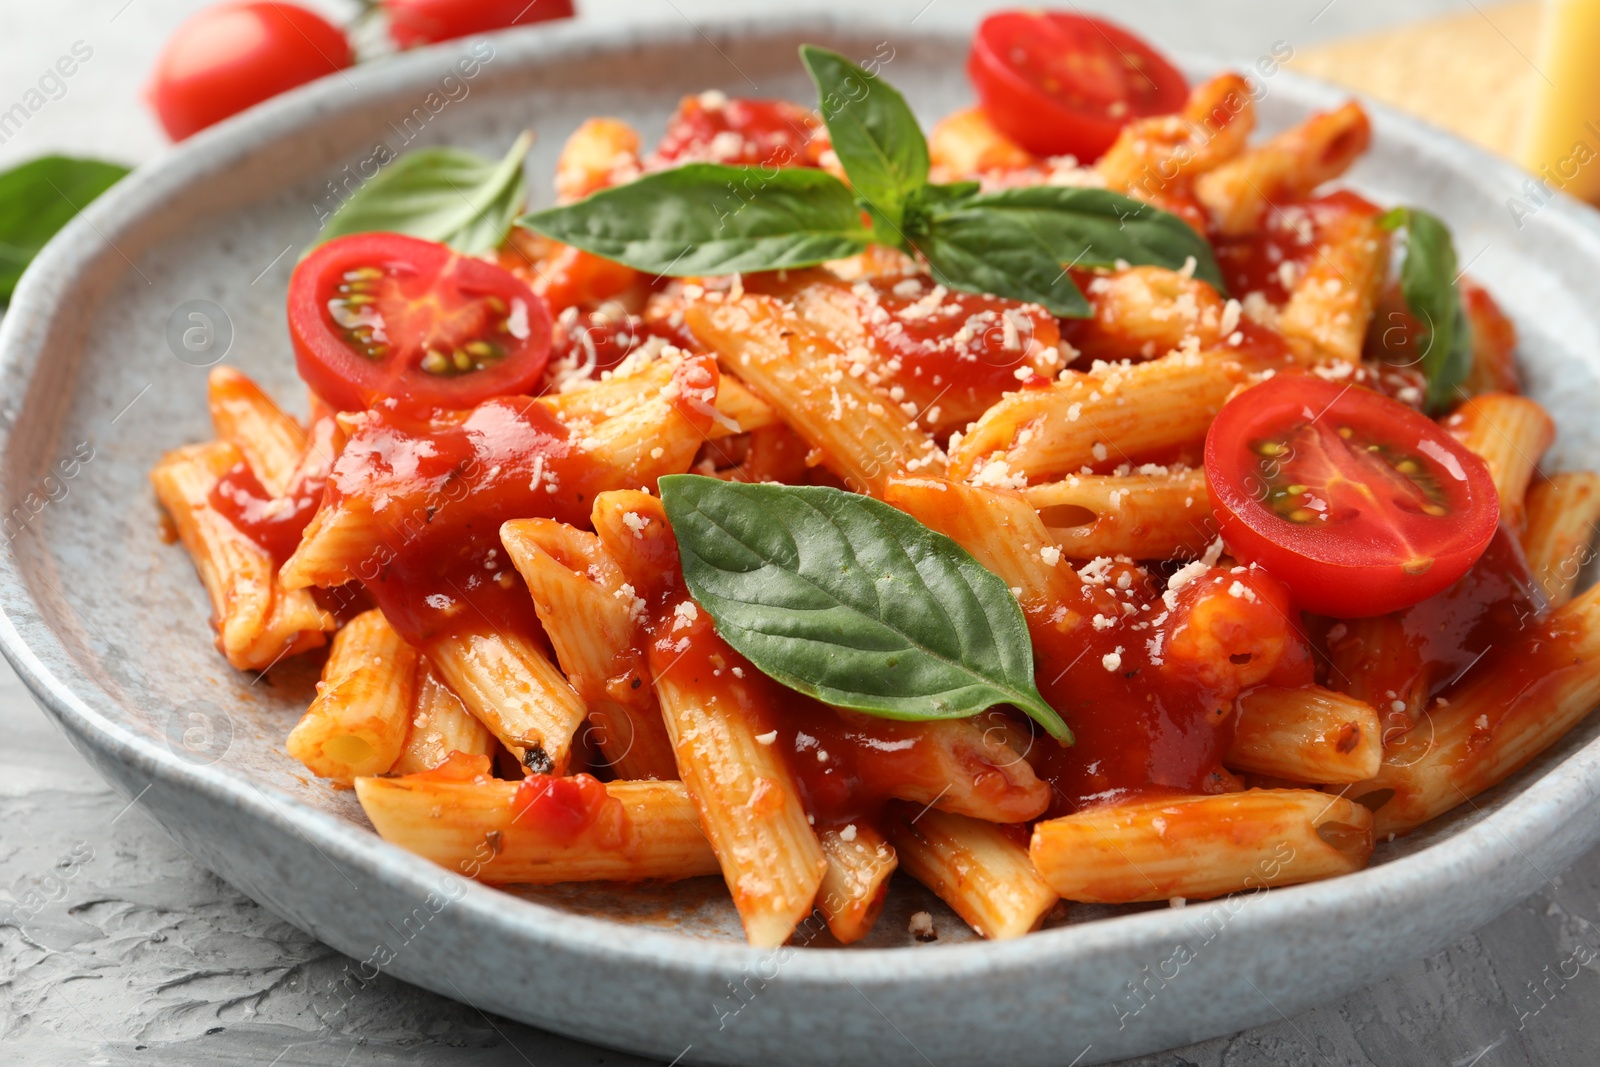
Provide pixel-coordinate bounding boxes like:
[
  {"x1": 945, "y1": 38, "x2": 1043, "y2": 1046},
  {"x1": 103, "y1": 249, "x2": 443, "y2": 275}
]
[
  {"x1": 1212, "y1": 190, "x2": 1382, "y2": 304},
  {"x1": 209, "y1": 461, "x2": 325, "y2": 565},
  {"x1": 324, "y1": 396, "x2": 611, "y2": 645},
  {"x1": 650, "y1": 94, "x2": 822, "y2": 168}
]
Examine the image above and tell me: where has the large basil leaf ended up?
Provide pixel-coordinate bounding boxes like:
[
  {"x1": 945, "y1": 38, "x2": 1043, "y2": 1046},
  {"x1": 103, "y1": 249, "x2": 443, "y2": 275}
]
[
  {"x1": 1379, "y1": 206, "x2": 1473, "y2": 412},
  {"x1": 312, "y1": 131, "x2": 532, "y2": 255},
  {"x1": 519, "y1": 163, "x2": 873, "y2": 276},
  {"x1": 915, "y1": 205, "x2": 1093, "y2": 318},
  {"x1": 659, "y1": 475, "x2": 1071, "y2": 741},
  {"x1": 914, "y1": 185, "x2": 1226, "y2": 299},
  {"x1": 800, "y1": 45, "x2": 929, "y2": 234},
  {"x1": 0, "y1": 156, "x2": 129, "y2": 304}
]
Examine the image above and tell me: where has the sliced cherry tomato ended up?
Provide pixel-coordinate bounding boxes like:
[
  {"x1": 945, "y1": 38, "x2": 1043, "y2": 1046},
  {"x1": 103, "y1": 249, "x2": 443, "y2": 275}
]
[
  {"x1": 650, "y1": 94, "x2": 821, "y2": 168},
  {"x1": 968, "y1": 10, "x2": 1189, "y2": 161},
  {"x1": 1204, "y1": 374, "x2": 1499, "y2": 618},
  {"x1": 386, "y1": 0, "x2": 575, "y2": 48},
  {"x1": 288, "y1": 233, "x2": 551, "y2": 412},
  {"x1": 147, "y1": 3, "x2": 352, "y2": 141}
]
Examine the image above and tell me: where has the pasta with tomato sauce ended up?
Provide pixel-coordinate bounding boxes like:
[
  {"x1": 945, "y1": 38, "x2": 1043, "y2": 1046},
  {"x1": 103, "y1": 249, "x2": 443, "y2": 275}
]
[{"x1": 150, "y1": 12, "x2": 1600, "y2": 948}]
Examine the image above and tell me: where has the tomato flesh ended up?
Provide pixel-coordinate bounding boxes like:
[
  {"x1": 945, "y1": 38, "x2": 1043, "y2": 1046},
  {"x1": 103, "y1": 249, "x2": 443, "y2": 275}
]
[
  {"x1": 1205, "y1": 374, "x2": 1499, "y2": 617},
  {"x1": 386, "y1": 0, "x2": 575, "y2": 48},
  {"x1": 289, "y1": 233, "x2": 551, "y2": 412},
  {"x1": 968, "y1": 10, "x2": 1189, "y2": 161},
  {"x1": 148, "y1": 2, "x2": 352, "y2": 141}
]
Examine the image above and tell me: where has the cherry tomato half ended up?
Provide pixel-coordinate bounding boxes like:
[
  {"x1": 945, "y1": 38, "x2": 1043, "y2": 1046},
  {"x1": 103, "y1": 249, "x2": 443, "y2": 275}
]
[
  {"x1": 1204, "y1": 374, "x2": 1499, "y2": 618},
  {"x1": 147, "y1": 2, "x2": 352, "y2": 141},
  {"x1": 967, "y1": 10, "x2": 1189, "y2": 161},
  {"x1": 386, "y1": 0, "x2": 575, "y2": 48},
  {"x1": 288, "y1": 233, "x2": 552, "y2": 412}
]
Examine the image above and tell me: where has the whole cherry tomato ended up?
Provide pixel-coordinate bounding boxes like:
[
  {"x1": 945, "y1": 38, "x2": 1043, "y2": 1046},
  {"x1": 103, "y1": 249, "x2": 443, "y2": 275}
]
[
  {"x1": 147, "y1": 2, "x2": 352, "y2": 141},
  {"x1": 968, "y1": 10, "x2": 1188, "y2": 161},
  {"x1": 386, "y1": 0, "x2": 576, "y2": 48}
]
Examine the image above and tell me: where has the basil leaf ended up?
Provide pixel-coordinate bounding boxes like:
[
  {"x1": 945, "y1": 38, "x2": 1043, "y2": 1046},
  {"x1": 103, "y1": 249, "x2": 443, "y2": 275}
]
[
  {"x1": 519, "y1": 163, "x2": 873, "y2": 276},
  {"x1": 1378, "y1": 207, "x2": 1473, "y2": 412},
  {"x1": 313, "y1": 131, "x2": 532, "y2": 255},
  {"x1": 800, "y1": 45, "x2": 929, "y2": 234},
  {"x1": 0, "y1": 156, "x2": 129, "y2": 304},
  {"x1": 659, "y1": 475, "x2": 1071, "y2": 742},
  {"x1": 918, "y1": 185, "x2": 1224, "y2": 300},
  {"x1": 915, "y1": 207, "x2": 1093, "y2": 318}
]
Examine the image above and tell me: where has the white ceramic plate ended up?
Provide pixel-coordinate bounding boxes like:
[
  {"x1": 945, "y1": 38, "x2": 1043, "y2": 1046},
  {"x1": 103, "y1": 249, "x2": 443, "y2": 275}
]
[{"x1": 4, "y1": 16, "x2": 1600, "y2": 1066}]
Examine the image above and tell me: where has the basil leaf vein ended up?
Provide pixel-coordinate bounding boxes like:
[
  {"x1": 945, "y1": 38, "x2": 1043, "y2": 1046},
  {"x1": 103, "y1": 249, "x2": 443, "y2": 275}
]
[
  {"x1": 0, "y1": 156, "x2": 129, "y2": 304},
  {"x1": 659, "y1": 475, "x2": 1071, "y2": 742},
  {"x1": 519, "y1": 163, "x2": 874, "y2": 275},
  {"x1": 1379, "y1": 206, "x2": 1473, "y2": 412},
  {"x1": 800, "y1": 44, "x2": 929, "y2": 235},
  {"x1": 312, "y1": 130, "x2": 532, "y2": 256}
]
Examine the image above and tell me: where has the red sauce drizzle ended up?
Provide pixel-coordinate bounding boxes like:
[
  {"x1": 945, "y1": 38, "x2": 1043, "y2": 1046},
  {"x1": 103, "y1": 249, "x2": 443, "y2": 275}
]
[
  {"x1": 208, "y1": 462, "x2": 325, "y2": 565},
  {"x1": 650, "y1": 95, "x2": 821, "y2": 168}
]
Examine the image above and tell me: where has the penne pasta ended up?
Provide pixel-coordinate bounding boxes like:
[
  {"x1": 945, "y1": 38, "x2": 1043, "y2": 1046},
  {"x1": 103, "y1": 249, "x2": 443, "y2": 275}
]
[
  {"x1": 885, "y1": 806, "x2": 1058, "y2": 941},
  {"x1": 1275, "y1": 207, "x2": 1388, "y2": 364},
  {"x1": 151, "y1": 441, "x2": 332, "y2": 671},
  {"x1": 1024, "y1": 467, "x2": 1214, "y2": 560},
  {"x1": 391, "y1": 661, "x2": 496, "y2": 776},
  {"x1": 207, "y1": 366, "x2": 307, "y2": 496},
  {"x1": 356, "y1": 754, "x2": 719, "y2": 884},
  {"x1": 1030, "y1": 790, "x2": 1374, "y2": 903},
  {"x1": 1324, "y1": 615, "x2": 1431, "y2": 739},
  {"x1": 816, "y1": 823, "x2": 898, "y2": 945},
  {"x1": 499, "y1": 517, "x2": 678, "y2": 780},
  {"x1": 1098, "y1": 73, "x2": 1256, "y2": 198},
  {"x1": 594, "y1": 490, "x2": 826, "y2": 948},
  {"x1": 1228, "y1": 685, "x2": 1382, "y2": 784},
  {"x1": 554, "y1": 117, "x2": 642, "y2": 203},
  {"x1": 684, "y1": 291, "x2": 945, "y2": 497},
  {"x1": 1445, "y1": 393, "x2": 1555, "y2": 531},
  {"x1": 1522, "y1": 470, "x2": 1600, "y2": 607},
  {"x1": 1346, "y1": 582, "x2": 1600, "y2": 835},
  {"x1": 287, "y1": 608, "x2": 418, "y2": 781},
  {"x1": 927, "y1": 106, "x2": 1035, "y2": 180},
  {"x1": 425, "y1": 627, "x2": 590, "y2": 777}
]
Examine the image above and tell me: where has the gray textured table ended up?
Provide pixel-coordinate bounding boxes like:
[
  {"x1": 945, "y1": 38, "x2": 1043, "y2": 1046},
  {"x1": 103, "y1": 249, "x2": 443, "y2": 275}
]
[{"x1": 5, "y1": 1, "x2": 1598, "y2": 1064}]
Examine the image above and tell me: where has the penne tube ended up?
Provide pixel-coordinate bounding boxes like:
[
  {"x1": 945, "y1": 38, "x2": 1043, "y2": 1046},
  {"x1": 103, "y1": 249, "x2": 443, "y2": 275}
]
[
  {"x1": 575, "y1": 353, "x2": 723, "y2": 483},
  {"x1": 1346, "y1": 582, "x2": 1600, "y2": 835},
  {"x1": 1276, "y1": 208, "x2": 1389, "y2": 365},
  {"x1": 425, "y1": 627, "x2": 589, "y2": 777},
  {"x1": 390, "y1": 661, "x2": 496, "y2": 776},
  {"x1": 1523, "y1": 470, "x2": 1600, "y2": 607},
  {"x1": 554, "y1": 117, "x2": 641, "y2": 203},
  {"x1": 684, "y1": 291, "x2": 945, "y2": 497},
  {"x1": 207, "y1": 366, "x2": 307, "y2": 496},
  {"x1": 1067, "y1": 267, "x2": 1230, "y2": 363},
  {"x1": 927, "y1": 106, "x2": 1035, "y2": 179},
  {"x1": 356, "y1": 754, "x2": 719, "y2": 884},
  {"x1": 1324, "y1": 615, "x2": 1430, "y2": 739},
  {"x1": 1098, "y1": 73, "x2": 1256, "y2": 196},
  {"x1": 1445, "y1": 393, "x2": 1555, "y2": 532},
  {"x1": 884, "y1": 807, "x2": 1058, "y2": 941},
  {"x1": 816, "y1": 823, "x2": 898, "y2": 945},
  {"x1": 1030, "y1": 789, "x2": 1374, "y2": 903},
  {"x1": 1228, "y1": 685, "x2": 1382, "y2": 784},
  {"x1": 151, "y1": 441, "x2": 332, "y2": 671},
  {"x1": 948, "y1": 350, "x2": 1255, "y2": 483},
  {"x1": 1195, "y1": 101, "x2": 1372, "y2": 235},
  {"x1": 499, "y1": 517, "x2": 678, "y2": 780},
  {"x1": 1024, "y1": 468, "x2": 1214, "y2": 560},
  {"x1": 594, "y1": 490, "x2": 826, "y2": 948},
  {"x1": 539, "y1": 355, "x2": 777, "y2": 441},
  {"x1": 287, "y1": 608, "x2": 418, "y2": 781}
]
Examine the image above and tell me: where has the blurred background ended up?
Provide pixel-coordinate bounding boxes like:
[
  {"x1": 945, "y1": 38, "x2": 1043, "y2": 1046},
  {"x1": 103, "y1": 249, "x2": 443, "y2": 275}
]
[{"x1": 3, "y1": 2, "x2": 1598, "y2": 1066}]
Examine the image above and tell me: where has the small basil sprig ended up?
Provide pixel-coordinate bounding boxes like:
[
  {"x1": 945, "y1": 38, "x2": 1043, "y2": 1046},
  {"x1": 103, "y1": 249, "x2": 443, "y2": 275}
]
[
  {"x1": 0, "y1": 156, "x2": 129, "y2": 305},
  {"x1": 519, "y1": 47, "x2": 1222, "y2": 317},
  {"x1": 1377, "y1": 206, "x2": 1473, "y2": 412},
  {"x1": 659, "y1": 475, "x2": 1072, "y2": 742},
  {"x1": 312, "y1": 130, "x2": 533, "y2": 255}
]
